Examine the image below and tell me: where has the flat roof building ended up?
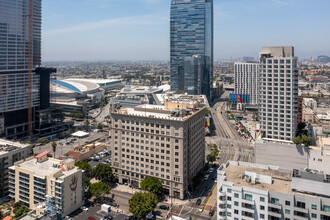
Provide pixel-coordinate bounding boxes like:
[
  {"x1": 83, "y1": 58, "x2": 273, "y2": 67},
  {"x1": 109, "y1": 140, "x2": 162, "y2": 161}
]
[
  {"x1": 0, "y1": 140, "x2": 32, "y2": 203},
  {"x1": 217, "y1": 161, "x2": 330, "y2": 220},
  {"x1": 110, "y1": 102, "x2": 206, "y2": 199},
  {"x1": 8, "y1": 152, "x2": 84, "y2": 217}
]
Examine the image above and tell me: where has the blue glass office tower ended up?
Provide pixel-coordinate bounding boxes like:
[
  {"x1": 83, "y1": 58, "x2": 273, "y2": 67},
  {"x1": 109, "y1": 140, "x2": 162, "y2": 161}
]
[
  {"x1": 170, "y1": 0, "x2": 213, "y2": 100},
  {"x1": 0, "y1": 0, "x2": 55, "y2": 138}
]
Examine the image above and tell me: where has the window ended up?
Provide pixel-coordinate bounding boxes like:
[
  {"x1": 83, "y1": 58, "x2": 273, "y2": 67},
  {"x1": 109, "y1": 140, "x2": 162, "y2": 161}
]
[
  {"x1": 260, "y1": 205, "x2": 265, "y2": 210},
  {"x1": 234, "y1": 201, "x2": 239, "y2": 206},
  {"x1": 227, "y1": 212, "x2": 231, "y2": 217},
  {"x1": 260, "y1": 197, "x2": 265, "y2": 202},
  {"x1": 227, "y1": 188, "x2": 232, "y2": 193},
  {"x1": 244, "y1": 194, "x2": 252, "y2": 201},
  {"x1": 311, "y1": 204, "x2": 317, "y2": 210},
  {"x1": 311, "y1": 213, "x2": 317, "y2": 218},
  {"x1": 323, "y1": 205, "x2": 330, "y2": 212},
  {"x1": 227, "y1": 196, "x2": 232, "y2": 201},
  {"x1": 234, "y1": 210, "x2": 239, "y2": 214},
  {"x1": 285, "y1": 209, "x2": 290, "y2": 214},
  {"x1": 296, "y1": 201, "x2": 305, "y2": 209},
  {"x1": 234, "y1": 193, "x2": 239, "y2": 198},
  {"x1": 227, "y1": 204, "x2": 231, "y2": 209},
  {"x1": 271, "y1": 197, "x2": 279, "y2": 205},
  {"x1": 260, "y1": 214, "x2": 265, "y2": 219},
  {"x1": 285, "y1": 201, "x2": 290, "y2": 206}
]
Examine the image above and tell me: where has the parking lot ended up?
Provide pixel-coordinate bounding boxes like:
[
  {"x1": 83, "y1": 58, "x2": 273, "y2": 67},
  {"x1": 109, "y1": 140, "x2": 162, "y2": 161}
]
[
  {"x1": 70, "y1": 204, "x2": 128, "y2": 220},
  {"x1": 87, "y1": 150, "x2": 112, "y2": 169},
  {"x1": 34, "y1": 132, "x2": 108, "y2": 158}
]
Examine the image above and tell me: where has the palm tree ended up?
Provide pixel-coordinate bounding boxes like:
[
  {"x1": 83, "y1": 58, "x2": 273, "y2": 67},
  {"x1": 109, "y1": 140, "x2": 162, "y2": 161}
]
[{"x1": 52, "y1": 142, "x2": 57, "y2": 158}]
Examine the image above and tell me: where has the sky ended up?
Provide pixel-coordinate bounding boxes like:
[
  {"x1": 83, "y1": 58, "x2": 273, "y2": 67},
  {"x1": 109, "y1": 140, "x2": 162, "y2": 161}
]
[{"x1": 42, "y1": 0, "x2": 330, "y2": 61}]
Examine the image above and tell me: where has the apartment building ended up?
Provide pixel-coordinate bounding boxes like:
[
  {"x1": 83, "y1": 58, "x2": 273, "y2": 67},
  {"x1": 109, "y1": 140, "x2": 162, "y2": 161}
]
[
  {"x1": 110, "y1": 101, "x2": 205, "y2": 199},
  {"x1": 259, "y1": 46, "x2": 299, "y2": 142},
  {"x1": 0, "y1": 140, "x2": 32, "y2": 203},
  {"x1": 217, "y1": 161, "x2": 330, "y2": 220},
  {"x1": 8, "y1": 151, "x2": 84, "y2": 217},
  {"x1": 234, "y1": 62, "x2": 260, "y2": 105}
]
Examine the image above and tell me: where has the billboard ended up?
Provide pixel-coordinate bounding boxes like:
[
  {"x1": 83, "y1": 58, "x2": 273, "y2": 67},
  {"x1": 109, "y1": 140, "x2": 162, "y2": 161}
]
[{"x1": 229, "y1": 94, "x2": 250, "y2": 103}]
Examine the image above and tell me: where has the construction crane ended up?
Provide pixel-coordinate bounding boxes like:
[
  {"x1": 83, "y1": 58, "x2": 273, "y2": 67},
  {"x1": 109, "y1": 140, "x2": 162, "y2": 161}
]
[{"x1": 27, "y1": 0, "x2": 33, "y2": 136}]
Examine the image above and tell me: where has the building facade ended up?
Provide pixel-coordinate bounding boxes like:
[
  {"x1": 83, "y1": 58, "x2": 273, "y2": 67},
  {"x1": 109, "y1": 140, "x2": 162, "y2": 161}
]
[
  {"x1": 217, "y1": 161, "x2": 330, "y2": 220},
  {"x1": 0, "y1": 0, "x2": 55, "y2": 138},
  {"x1": 0, "y1": 140, "x2": 32, "y2": 203},
  {"x1": 234, "y1": 62, "x2": 260, "y2": 105},
  {"x1": 110, "y1": 102, "x2": 205, "y2": 199},
  {"x1": 8, "y1": 152, "x2": 84, "y2": 217},
  {"x1": 259, "y1": 46, "x2": 299, "y2": 142},
  {"x1": 170, "y1": 0, "x2": 213, "y2": 100}
]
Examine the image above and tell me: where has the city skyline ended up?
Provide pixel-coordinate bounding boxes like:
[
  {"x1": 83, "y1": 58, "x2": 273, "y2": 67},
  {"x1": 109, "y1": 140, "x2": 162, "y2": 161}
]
[{"x1": 43, "y1": 0, "x2": 330, "y2": 61}]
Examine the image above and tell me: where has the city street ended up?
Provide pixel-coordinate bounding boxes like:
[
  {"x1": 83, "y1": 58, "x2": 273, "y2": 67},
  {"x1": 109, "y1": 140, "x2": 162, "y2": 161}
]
[{"x1": 209, "y1": 96, "x2": 254, "y2": 164}]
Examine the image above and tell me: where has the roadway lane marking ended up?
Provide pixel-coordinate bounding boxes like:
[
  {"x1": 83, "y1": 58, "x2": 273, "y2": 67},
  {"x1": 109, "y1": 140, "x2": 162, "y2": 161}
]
[
  {"x1": 202, "y1": 183, "x2": 217, "y2": 212},
  {"x1": 211, "y1": 199, "x2": 217, "y2": 210}
]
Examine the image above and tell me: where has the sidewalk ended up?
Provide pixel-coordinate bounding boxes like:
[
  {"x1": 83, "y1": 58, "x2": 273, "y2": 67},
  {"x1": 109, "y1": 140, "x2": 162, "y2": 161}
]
[{"x1": 112, "y1": 184, "x2": 190, "y2": 206}]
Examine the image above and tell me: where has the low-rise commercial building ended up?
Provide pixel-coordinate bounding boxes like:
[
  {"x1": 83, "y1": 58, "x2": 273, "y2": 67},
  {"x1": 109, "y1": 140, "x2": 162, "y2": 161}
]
[
  {"x1": 110, "y1": 101, "x2": 205, "y2": 199},
  {"x1": 8, "y1": 151, "x2": 84, "y2": 217},
  {"x1": 0, "y1": 140, "x2": 32, "y2": 203},
  {"x1": 217, "y1": 161, "x2": 330, "y2": 220}
]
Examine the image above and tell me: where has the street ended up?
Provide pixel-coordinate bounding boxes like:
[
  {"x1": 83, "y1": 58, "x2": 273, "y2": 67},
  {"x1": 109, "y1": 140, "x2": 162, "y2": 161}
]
[{"x1": 208, "y1": 96, "x2": 254, "y2": 164}]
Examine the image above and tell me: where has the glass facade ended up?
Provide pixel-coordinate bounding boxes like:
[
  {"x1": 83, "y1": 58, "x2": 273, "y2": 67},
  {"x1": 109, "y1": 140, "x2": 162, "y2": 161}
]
[
  {"x1": 0, "y1": 0, "x2": 42, "y2": 71},
  {"x1": 170, "y1": 0, "x2": 213, "y2": 100}
]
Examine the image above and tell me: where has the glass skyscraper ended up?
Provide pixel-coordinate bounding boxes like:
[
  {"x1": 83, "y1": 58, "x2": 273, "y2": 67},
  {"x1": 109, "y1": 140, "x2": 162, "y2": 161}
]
[
  {"x1": 0, "y1": 0, "x2": 50, "y2": 138},
  {"x1": 170, "y1": 0, "x2": 213, "y2": 100}
]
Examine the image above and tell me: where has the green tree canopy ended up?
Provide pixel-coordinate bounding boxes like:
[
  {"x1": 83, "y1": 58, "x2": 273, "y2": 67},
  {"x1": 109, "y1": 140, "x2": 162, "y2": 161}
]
[
  {"x1": 129, "y1": 192, "x2": 158, "y2": 218},
  {"x1": 13, "y1": 203, "x2": 29, "y2": 218},
  {"x1": 92, "y1": 164, "x2": 115, "y2": 182},
  {"x1": 89, "y1": 182, "x2": 111, "y2": 198},
  {"x1": 36, "y1": 137, "x2": 48, "y2": 144},
  {"x1": 140, "y1": 177, "x2": 163, "y2": 195},
  {"x1": 292, "y1": 135, "x2": 312, "y2": 147},
  {"x1": 97, "y1": 123, "x2": 105, "y2": 130},
  {"x1": 75, "y1": 161, "x2": 92, "y2": 172}
]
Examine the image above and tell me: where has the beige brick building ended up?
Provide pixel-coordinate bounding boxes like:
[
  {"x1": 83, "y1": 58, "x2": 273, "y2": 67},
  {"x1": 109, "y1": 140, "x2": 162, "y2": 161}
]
[
  {"x1": 8, "y1": 151, "x2": 84, "y2": 217},
  {"x1": 110, "y1": 101, "x2": 205, "y2": 199}
]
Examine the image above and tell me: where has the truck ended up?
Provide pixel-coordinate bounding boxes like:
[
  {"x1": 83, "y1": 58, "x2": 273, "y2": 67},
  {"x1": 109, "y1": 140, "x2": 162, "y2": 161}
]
[{"x1": 101, "y1": 204, "x2": 111, "y2": 213}]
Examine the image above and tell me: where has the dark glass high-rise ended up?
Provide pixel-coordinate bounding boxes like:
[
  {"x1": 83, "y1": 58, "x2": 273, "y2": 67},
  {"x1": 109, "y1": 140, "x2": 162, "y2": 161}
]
[{"x1": 170, "y1": 0, "x2": 213, "y2": 100}]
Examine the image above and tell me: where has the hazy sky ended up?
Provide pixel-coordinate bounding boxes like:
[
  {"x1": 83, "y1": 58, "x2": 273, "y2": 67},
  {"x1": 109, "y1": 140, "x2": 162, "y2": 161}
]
[{"x1": 43, "y1": 0, "x2": 330, "y2": 61}]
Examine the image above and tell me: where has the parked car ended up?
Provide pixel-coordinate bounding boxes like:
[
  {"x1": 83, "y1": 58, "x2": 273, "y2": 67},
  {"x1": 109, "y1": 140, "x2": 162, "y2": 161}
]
[
  {"x1": 207, "y1": 191, "x2": 212, "y2": 196},
  {"x1": 209, "y1": 210, "x2": 215, "y2": 216},
  {"x1": 196, "y1": 199, "x2": 201, "y2": 205},
  {"x1": 159, "y1": 205, "x2": 169, "y2": 210},
  {"x1": 80, "y1": 206, "x2": 88, "y2": 211}
]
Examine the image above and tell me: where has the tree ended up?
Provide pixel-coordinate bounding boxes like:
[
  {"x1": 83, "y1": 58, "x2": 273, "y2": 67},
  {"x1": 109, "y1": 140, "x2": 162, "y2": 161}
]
[
  {"x1": 89, "y1": 182, "x2": 111, "y2": 199},
  {"x1": 205, "y1": 108, "x2": 209, "y2": 116},
  {"x1": 207, "y1": 154, "x2": 216, "y2": 163},
  {"x1": 292, "y1": 136, "x2": 303, "y2": 145},
  {"x1": 297, "y1": 122, "x2": 306, "y2": 131},
  {"x1": 75, "y1": 161, "x2": 92, "y2": 172},
  {"x1": 97, "y1": 123, "x2": 105, "y2": 130},
  {"x1": 140, "y1": 177, "x2": 163, "y2": 195},
  {"x1": 52, "y1": 142, "x2": 57, "y2": 158},
  {"x1": 129, "y1": 192, "x2": 158, "y2": 218},
  {"x1": 37, "y1": 137, "x2": 48, "y2": 144},
  {"x1": 292, "y1": 135, "x2": 312, "y2": 147},
  {"x1": 13, "y1": 202, "x2": 29, "y2": 218},
  {"x1": 92, "y1": 164, "x2": 115, "y2": 182},
  {"x1": 84, "y1": 177, "x2": 91, "y2": 188},
  {"x1": 302, "y1": 135, "x2": 312, "y2": 147}
]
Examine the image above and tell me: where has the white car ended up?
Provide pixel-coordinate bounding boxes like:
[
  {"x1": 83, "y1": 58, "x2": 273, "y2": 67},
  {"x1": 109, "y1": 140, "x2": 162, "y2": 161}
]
[{"x1": 80, "y1": 206, "x2": 88, "y2": 211}]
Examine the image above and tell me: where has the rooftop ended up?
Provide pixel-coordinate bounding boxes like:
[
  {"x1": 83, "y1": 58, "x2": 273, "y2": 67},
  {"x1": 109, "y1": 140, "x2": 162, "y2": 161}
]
[
  {"x1": 120, "y1": 85, "x2": 164, "y2": 94},
  {"x1": 0, "y1": 139, "x2": 30, "y2": 156},
  {"x1": 17, "y1": 157, "x2": 78, "y2": 178},
  {"x1": 115, "y1": 104, "x2": 203, "y2": 121},
  {"x1": 220, "y1": 162, "x2": 292, "y2": 194}
]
